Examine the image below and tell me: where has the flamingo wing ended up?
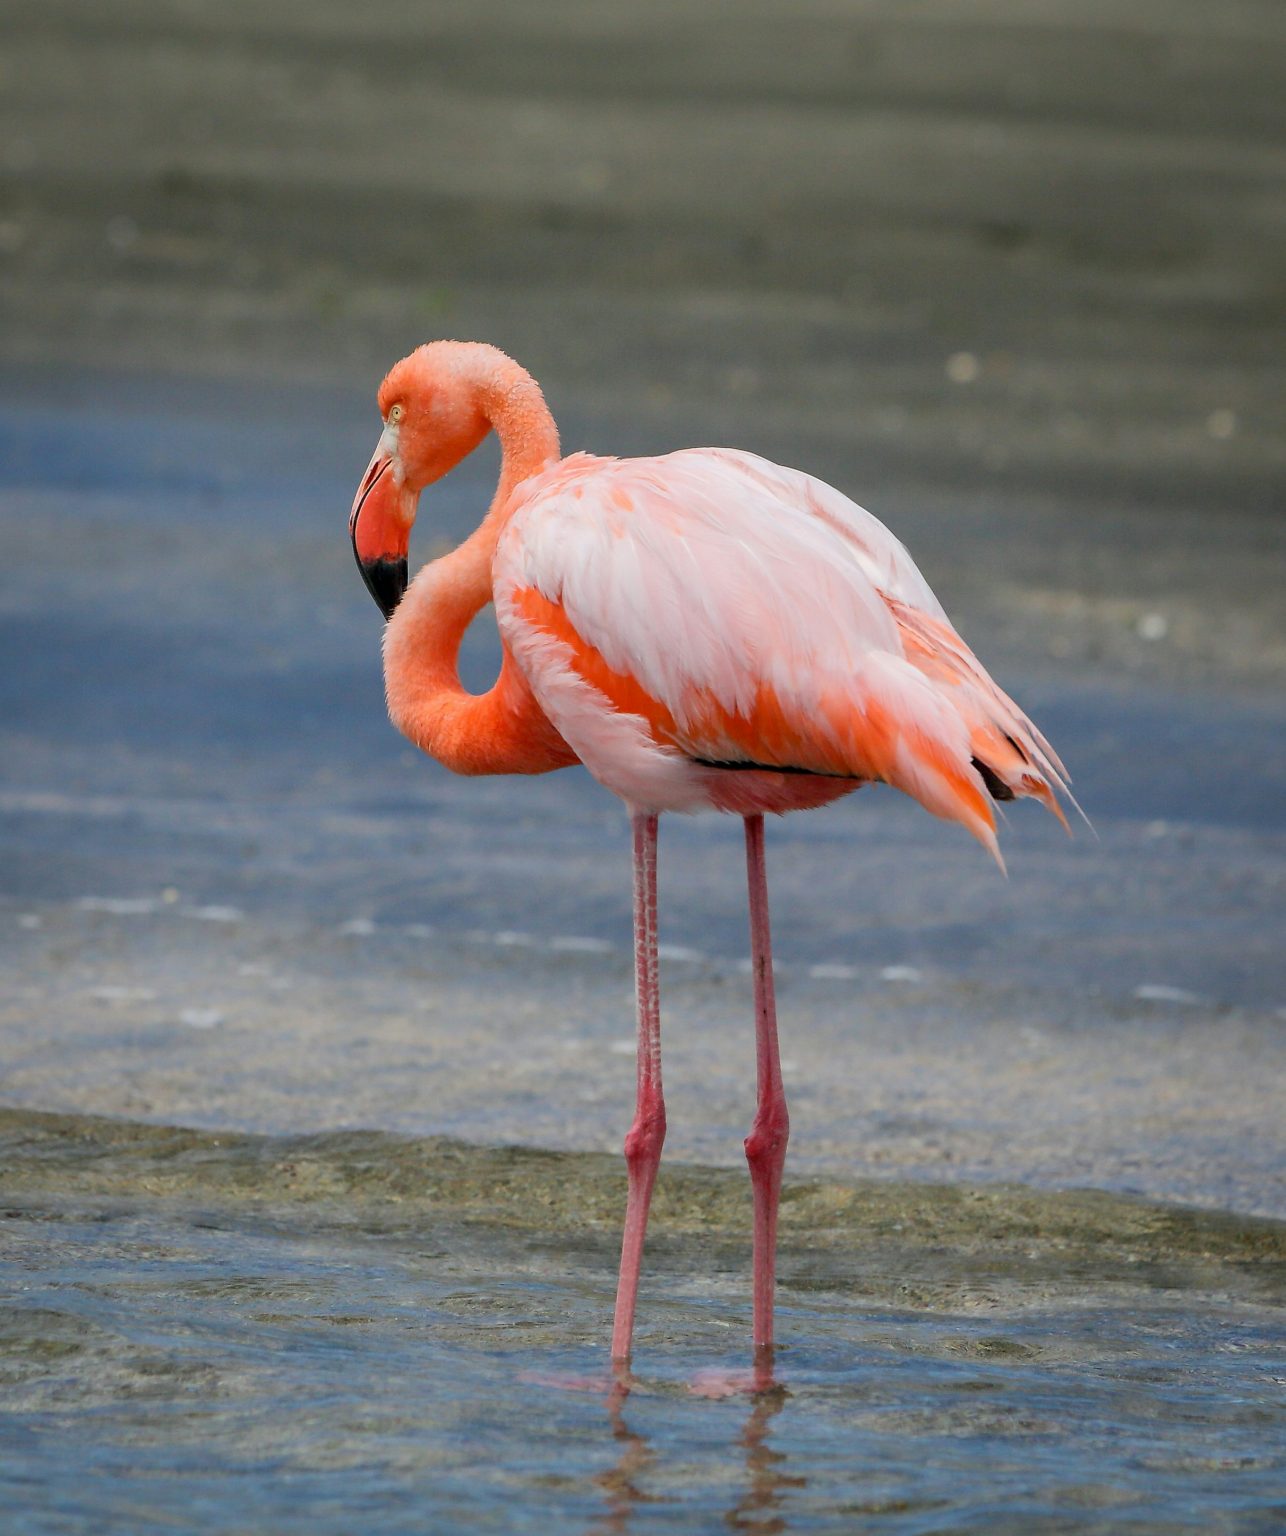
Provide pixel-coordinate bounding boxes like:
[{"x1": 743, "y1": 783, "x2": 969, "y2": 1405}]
[{"x1": 494, "y1": 448, "x2": 1068, "y2": 856}]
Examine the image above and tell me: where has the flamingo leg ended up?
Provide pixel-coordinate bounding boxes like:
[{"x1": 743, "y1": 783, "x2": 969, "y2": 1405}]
[
  {"x1": 611, "y1": 810, "x2": 666, "y2": 1363},
  {"x1": 743, "y1": 813, "x2": 790, "y2": 1355}
]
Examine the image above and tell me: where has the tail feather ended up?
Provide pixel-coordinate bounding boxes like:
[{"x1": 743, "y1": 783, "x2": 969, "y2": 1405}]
[
  {"x1": 886, "y1": 596, "x2": 1079, "y2": 836},
  {"x1": 825, "y1": 662, "x2": 1006, "y2": 866}
]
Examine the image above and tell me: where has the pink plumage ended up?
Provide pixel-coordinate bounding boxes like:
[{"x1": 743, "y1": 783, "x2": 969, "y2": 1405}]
[
  {"x1": 349, "y1": 340, "x2": 1073, "y2": 1368},
  {"x1": 496, "y1": 446, "x2": 1068, "y2": 863}
]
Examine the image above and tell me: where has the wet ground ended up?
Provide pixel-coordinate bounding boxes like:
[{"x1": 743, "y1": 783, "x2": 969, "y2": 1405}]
[
  {"x1": 4, "y1": 1110, "x2": 1285, "y2": 1534},
  {"x1": 2, "y1": 2, "x2": 1285, "y2": 1530}
]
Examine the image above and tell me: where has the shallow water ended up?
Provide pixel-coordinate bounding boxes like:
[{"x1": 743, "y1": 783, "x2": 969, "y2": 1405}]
[{"x1": 3, "y1": 1111, "x2": 1283, "y2": 1533}]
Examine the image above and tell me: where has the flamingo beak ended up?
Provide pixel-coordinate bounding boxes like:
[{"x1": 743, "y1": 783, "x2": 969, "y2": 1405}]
[{"x1": 349, "y1": 446, "x2": 410, "y2": 620}]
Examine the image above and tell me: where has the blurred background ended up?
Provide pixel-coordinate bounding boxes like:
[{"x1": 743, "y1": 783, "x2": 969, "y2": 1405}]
[
  {"x1": 3, "y1": 6, "x2": 1285, "y2": 1531},
  {"x1": 2, "y1": 0, "x2": 1283, "y2": 1201}
]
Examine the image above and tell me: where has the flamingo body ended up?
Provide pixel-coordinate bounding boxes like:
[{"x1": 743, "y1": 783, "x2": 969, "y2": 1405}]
[
  {"x1": 494, "y1": 446, "x2": 1066, "y2": 849},
  {"x1": 348, "y1": 341, "x2": 1072, "y2": 1367}
]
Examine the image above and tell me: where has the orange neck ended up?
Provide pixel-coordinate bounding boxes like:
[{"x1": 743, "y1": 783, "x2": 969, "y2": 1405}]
[{"x1": 382, "y1": 361, "x2": 574, "y2": 776}]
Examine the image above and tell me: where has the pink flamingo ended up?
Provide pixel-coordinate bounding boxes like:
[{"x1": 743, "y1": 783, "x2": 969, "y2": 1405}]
[{"x1": 349, "y1": 341, "x2": 1070, "y2": 1365}]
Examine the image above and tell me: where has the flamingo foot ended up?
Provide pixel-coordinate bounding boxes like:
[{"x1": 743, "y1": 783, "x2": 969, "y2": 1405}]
[{"x1": 689, "y1": 1362, "x2": 784, "y2": 1399}]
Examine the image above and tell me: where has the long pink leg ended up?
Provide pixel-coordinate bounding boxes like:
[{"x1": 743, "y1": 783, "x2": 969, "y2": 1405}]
[
  {"x1": 743, "y1": 813, "x2": 789, "y2": 1355},
  {"x1": 611, "y1": 810, "x2": 666, "y2": 1363}
]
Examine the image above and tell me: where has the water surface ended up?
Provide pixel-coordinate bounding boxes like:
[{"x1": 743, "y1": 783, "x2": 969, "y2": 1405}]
[{"x1": 3, "y1": 1110, "x2": 1284, "y2": 1533}]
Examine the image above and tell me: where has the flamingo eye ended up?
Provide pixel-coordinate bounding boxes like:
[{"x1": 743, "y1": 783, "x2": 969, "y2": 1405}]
[{"x1": 387, "y1": 403, "x2": 405, "y2": 425}]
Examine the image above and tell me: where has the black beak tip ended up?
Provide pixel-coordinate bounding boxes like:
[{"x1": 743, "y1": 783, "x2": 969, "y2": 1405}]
[{"x1": 360, "y1": 557, "x2": 408, "y2": 621}]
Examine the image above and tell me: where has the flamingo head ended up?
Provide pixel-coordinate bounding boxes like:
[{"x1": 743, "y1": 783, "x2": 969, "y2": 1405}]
[{"x1": 349, "y1": 345, "x2": 491, "y2": 618}]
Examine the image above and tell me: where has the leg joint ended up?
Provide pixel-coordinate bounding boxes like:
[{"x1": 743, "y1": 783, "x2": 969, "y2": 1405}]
[
  {"x1": 744, "y1": 1104, "x2": 789, "y2": 1167},
  {"x1": 624, "y1": 1108, "x2": 667, "y2": 1165}
]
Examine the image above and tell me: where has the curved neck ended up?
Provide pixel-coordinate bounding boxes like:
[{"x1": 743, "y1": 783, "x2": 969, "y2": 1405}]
[
  {"x1": 484, "y1": 363, "x2": 563, "y2": 515},
  {"x1": 405, "y1": 368, "x2": 558, "y2": 635},
  {"x1": 382, "y1": 363, "x2": 570, "y2": 776}
]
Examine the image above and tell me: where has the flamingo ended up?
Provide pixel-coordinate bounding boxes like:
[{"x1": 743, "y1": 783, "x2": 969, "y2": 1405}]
[{"x1": 348, "y1": 341, "x2": 1070, "y2": 1366}]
